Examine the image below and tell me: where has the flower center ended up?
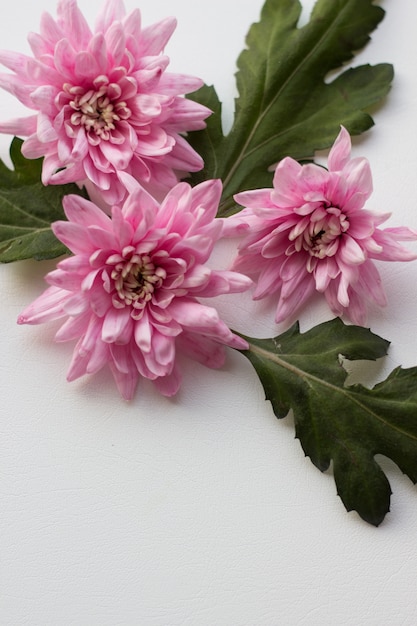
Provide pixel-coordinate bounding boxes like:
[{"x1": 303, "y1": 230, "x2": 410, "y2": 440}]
[
  {"x1": 289, "y1": 206, "x2": 349, "y2": 260},
  {"x1": 64, "y1": 78, "x2": 131, "y2": 143},
  {"x1": 105, "y1": 249, "x2": 166, "y2": 319}
]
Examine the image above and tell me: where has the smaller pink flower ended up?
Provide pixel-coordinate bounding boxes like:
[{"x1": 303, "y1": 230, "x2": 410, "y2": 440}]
[
  {"x1": 227, "y1": 127, "x2": 417, "y2": 325},
  {"x1": 17, "y1": 179, "x2": 251, "y2": 399},
  {"x1": 0, "y1": 0, "x2": 210, "y2": 203}
]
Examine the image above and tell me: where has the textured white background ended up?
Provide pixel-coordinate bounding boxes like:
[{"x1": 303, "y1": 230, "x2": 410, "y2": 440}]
[{"x1": 1, "y1": 0, "x2": 417, "y2": 624}]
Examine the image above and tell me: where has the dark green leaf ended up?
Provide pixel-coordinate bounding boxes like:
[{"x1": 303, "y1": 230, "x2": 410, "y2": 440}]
[
  {"x1": 187, "y1": 0, "x2": 392, "y2": 216},
  {"x1": 238, "y1": 318, "x2": 417, "y2": 525},
  {"x1": 0, "y1": 138, "x2": 88, "y2": 262},
  {"x1": 184, "y1": 85, "x2": 224, "y2": 187}
]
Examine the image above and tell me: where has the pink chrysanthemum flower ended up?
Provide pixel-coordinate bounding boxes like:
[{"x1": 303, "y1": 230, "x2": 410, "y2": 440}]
[
  {"x1": 0, "y1": 0, "x2": 210, "y2": 203},
  {"x1": 228, "y1": 127, "x2": 417, "y2": 325},
  {"x1": 17, "y1": 179, "x2": 251, "y2": 399}
]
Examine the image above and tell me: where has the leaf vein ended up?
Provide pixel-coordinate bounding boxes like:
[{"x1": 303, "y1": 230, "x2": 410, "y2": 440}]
[{"x1": 247, "y1": 341, "x2": 417, "y2": 443}]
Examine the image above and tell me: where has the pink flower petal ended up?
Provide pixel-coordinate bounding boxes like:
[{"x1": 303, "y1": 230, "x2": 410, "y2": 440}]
[
  {"x1": 122, "y1": 8, "x2": 141, "y2": 40},
  {"x1": 66, "y1": 339, "x2": 90, "y2": 381},
  {"x1": 371, "y1": 230, "x2": 417, "y2": 261},
  {"x1": 31, "y1": 85, "x2": 60, "y2": 116},
  {"x1": 86, "y1": 338, "x2": 110, "y2": 374},
  {"x1": 327, "y1": 126, "x2": 351, "y2": 171},
  {"x1": 167, "y1": 97, "x2": 211, "y2": 131},
  {"x1": 171, "y1": 299, "x2": 217, "y2": 330},
  {"x1": 17, "y1": 286, "x2": 69, "y2": 325},
  {"x1": 344, "y1": 157, "x2": 373, "y2": 200},
  {"x1": 52, "y1": 221, "x2": 94, "y2": 254},
  {"x1": 252, "y1": 262, "x2": 281, "y2": 299},
  {"x1": 28, "y1": 32, "x2": 50, "y2": 58},
  {"x1": 22, "y1": 134, "x2": 53, "y2": 159},
  {"x1": 339, "y1": 235, "x2": 366, "y2": 265},
  {"x1": 158, "y1": 72, "x2": 203, "y2": 96},
  {"x1": 53, "y1": 38, "x2": 77, "y2": 77},
  {"x1": 95, "y1": 0, "x2": 126, "y2": 33},
  {"x1": 57, "y1": 0, "x2": 93, "y2": 48},
  {"x1": 104, "y1": 22, "x2": 126, "y2": 65},
  {"x1": 151, "y1": 364, "x2": 181, "y2": 397},
  {"x1": 37, "y1": 112, "x2": 58, "y2": 142},
  {"x1": 71, "y1": 128, "x2": 89, "y2": 160},
  {"x1": 151, "y1": 330, "x2": 175, "y2": 367},
  {"x1": 342, "y1": 289, "x2": 368, "y2": 326},
  {"x1": 356, "y1": 261, "x2": 387, "y2": 307},
  {"x1": 0, "y1": 49, "x2": 30, "y2": 73},
  {"x1": 74, "y1": 51, "x2": 102, "y2": 80},
  {"x1": 55, "y1": 311, "x2": 92, "y2": 342},
  {"x1": 99, "y1": 138, "x2": 132, "y2": 171},
  {"x1": 189, "y1": 179, "x2": 223, "y2": 221},
  {"x1": 177, "y1": 332, "x2": 226, "y2": 368},
  {"x1": 314, "y1": 258, "x2": 338, "y2": 292},
  {"x1": 86, "y1": 33, "x2": 108, "y2": 74},
  {"x1": 194, "y1": 270, "x2": 252, "y2": 297},
  {"x1": 275, "y1": 276, "x2": 316, "y2": 323},
  {"x1": 46, "y1": 268, "x2": 83, "y2": 291},
  {"x1": 162, "y1": 134, "x2": 204, "y2": 171},
  {"x1": 134, "y1": 312, "x2": 152, "y2": 353},
  {"x1": 102, "y1": 306, "x2": 131, "y2": 343},
  {"x1": 110, "y1": 366, "x2": 140, "y2": 400},
  {"x1": 40, "y1": 11, "x2": 65, "y2": 45},
  {"x1": 0, "y1": 115, "x2": 37, "y2": 136},
  {"x1": 139, "y1": 17, "x2": 177, "y2": 56},
  {"x1": 271, "y1": 157, "x2": 304, "y2": 207},
  {"x1": 337, "y1": 274, "x2": 351, "y2": 308}
]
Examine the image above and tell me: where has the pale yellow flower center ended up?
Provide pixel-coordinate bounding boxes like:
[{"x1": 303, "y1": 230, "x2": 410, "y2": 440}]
[
  {"x1": 104, "y1": 250, "x2": 166, "y2": 320},
  {"x1": 65, "y1": 81, "x2": 131, "y2": 141},
  {"x1": 290, "y1": 206, "x2": 349, "y2": 260}
]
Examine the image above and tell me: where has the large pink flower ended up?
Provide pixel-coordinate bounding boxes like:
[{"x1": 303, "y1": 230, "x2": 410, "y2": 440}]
[
  {"x1": 0, "y1": 0, "x2": 210, "y2": 203},
  {"x1": 17, "y1": 179, "x2": 251, "y2": 399},
  {"x1": 228, "y1": 127, "x2": 417, "y2": 325}
]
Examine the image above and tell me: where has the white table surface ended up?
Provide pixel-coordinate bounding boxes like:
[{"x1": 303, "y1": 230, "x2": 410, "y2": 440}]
[{"x1": 1, "y1": 0, "x2": 417, "y2": 624}]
